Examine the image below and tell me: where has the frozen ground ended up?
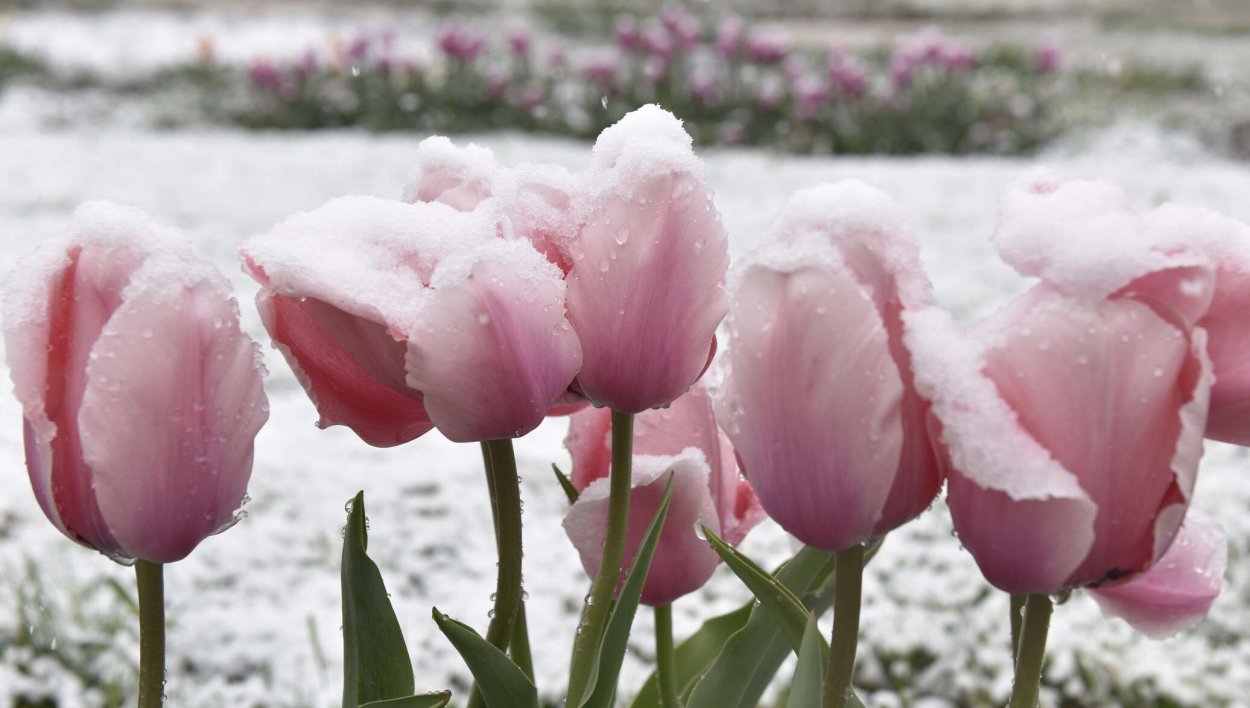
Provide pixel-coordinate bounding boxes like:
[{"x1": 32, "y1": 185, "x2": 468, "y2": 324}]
[{"x1": 1, "y1": 121, "x2": 1250, "y2": 707}]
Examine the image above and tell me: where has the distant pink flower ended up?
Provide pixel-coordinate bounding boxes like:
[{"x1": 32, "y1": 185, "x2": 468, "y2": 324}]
[
  {"x1": 715, "y1": 16, "x2": 744, "y2": 59},
  {"x1": 548, "y1": 43, "x2": 567, "y2": 67},
  {"x1": 614, "y1": 16, "x2": 641, "y2": 50},
  {"x1": 643, "y1": 57, "x2": 667, "y2": 84},
  {"x1": 792, "y1": 74, "x2": 829, "y2": 121},
  {"x1": 1088, "y1": 514, "x2": 1226, "y2": 638},
  {"x1": 690, "y1": 73, "x2": 716, "y2": 105},
  {"x1": 347, "y1": 35, "x2": 371, "y2": 61},
  {"x1": 248, "y1": 58, "x2": 284, "y2": 93},
  {"x1": 746, "y1": 32, "x2": 789, "y2": 65},
  {"x1": 519, "y1": 84, "x2": 545, "y2": 111},
  {"x1": 1035, "y1": 40, "x2": 1062, "y2": 73},
  {"x1": 4, "y1": 202, "x2": 268, "y2": 564},
  {"x1": 661, "y1": 7, "x2": 701, "y2": 49},
  {"x1": 507, "y1": 27, "x2": 531, "y2": 56},
  {"x1": 718, "y1": 182, "x2": 942, "y2": 551},
  {"x1": 241, "y1": 196, "x2": 582, "y2": 445},
  {"x1": 563, "y1": 385, "x2": 765, "y2": 606},
  {"x1": 437, "y1": 25, "x2": 486, "y2": 64},
  {"x1": 642, "y1": 26, "x2": 675, "y2": 60},
  {"x1": 564, "y1": 106, "x2": 729, "y2": 413},
  {"x1": 581, "y1": 53, "x2": 619, "y2": 87},
  {"x1": 831, "y1": 59, "x2": 868, "y2": 98},
  {"x1": 486, "y1": 71, "x2": 509, "y2": 98}
]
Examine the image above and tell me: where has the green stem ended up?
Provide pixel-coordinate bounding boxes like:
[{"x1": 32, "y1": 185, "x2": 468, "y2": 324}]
[
  {"x1": 655, "y1": 604, "x2": 679, "y2": 708},
  {"x1": 468, "y1": 439, "x2": 525, "y2": 708},
  {"x1": 823, "y1": 544, "x2": 864, "y2": 708},
  {"x1": 566, "y1": 410, "x2": 634, "y2": 704},
  {"x1": 135, "y1": 560, "x2": 165, "y2": 708},
  {"x1": 511, "y1": 602, "x2": 535, "y2": 681},
  {"x1": 1010, "y1": 593, "x2": 1026, "y2": 663},
  {"x1": 1009, "y1": 594, "x2": 1053, "y2": 708}
]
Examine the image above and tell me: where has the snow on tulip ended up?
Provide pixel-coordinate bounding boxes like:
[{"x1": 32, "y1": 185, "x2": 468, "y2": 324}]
[{"x1": 4, "y1": 201, "x2": 268, "y2": 565}]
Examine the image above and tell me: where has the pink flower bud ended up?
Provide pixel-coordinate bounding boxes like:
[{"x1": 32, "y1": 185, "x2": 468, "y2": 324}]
[
  {"x1": 4, "y1": 202, "x2": 268, "y2": 564},
  {"x1": 563, "y1": 385, "x2": 765, "y2": 605},
  {"x1": 718, "y1": 182, "x2": 942, "y2": 551}
]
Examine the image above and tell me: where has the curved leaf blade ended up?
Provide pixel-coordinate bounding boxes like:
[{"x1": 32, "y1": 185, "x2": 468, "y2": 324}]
[
  {"x1": 432, "y1": 609, "x2": 538, "y2": 708},
  {"x1": 786, "y1": 614, "x2": 825, "y2": 708},
  {"x1": 360, "y1": 692, "x2": 452, "y2": 708}
]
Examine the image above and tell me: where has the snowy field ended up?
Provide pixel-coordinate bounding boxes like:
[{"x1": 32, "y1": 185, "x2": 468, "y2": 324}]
[{"x1": 1, "y1": 120, "x2": 1250, "y2": 707}]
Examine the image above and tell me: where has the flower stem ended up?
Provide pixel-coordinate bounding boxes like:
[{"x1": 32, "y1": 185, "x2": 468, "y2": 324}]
[
  {"x1": 823, "y1": 544, "x2": 864, "y2": 708},
  {"x1": 566, "y1": 410, "x2": 634, "y2": 704},
  {"x1": 655, "y1": 604, "x2": 679, "y2": 708},
  {"x1": 1009, "y1": 593, "x2": 1053, "y2": 708},
  {"x1": 135, "y1": 560, "x2": 165, "y2": 708},
  {"x1": 1010, "y1": 593, "x2": 1026, "y2": 663},
  {"x1": 468, "y1": 439, "x2": 526, "y2": 708}
]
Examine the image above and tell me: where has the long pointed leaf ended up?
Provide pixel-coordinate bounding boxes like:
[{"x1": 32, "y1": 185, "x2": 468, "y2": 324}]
[
  {"x1": 578, "y1": 474, "x2": 676, "y2": 708},
  {"x1": 432, "y1": 610, "x2": 538, "y2": 708},
  {"x1": 683, "y1": 546, "x2": 834, "y2": 708},
  {"x1": 360, "y1": 692, "x2": 452, "y2": 708},
  {"x1": 628, "y1": 603, "x2": 753, "y2": 707},
  {"x1": 786, "y1": 614, "x2": 825, "y2": 708},
  {"x1": 701, "y1": 525, "x2": 818, "y2": 656},
  {"x1": 342, "y1": 491, "x2": 416, "y2": 708}
]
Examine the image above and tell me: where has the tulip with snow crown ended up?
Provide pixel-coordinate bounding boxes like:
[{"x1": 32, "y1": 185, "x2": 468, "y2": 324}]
[
  {"x1": 716, "y1": 181, "x2": 940, "y2": 708},
  {"x1": 3, "y1": 201, "x2": 269, "y2": 707},
  {"x1": 907, "y1": 173, "x2": 1229, "y2": 707},
  {"x1": 562, "y1": 384, "x2": 765, "y2": 607},
  {"x1": 564, "y1": 105, "x2": 730, "y2": 414},
  {"x1": 240, "y1": 195, "x2": 582, "y2": 445},
  {"x1": 716, "y1": 181, "x2": 942, "y2": 552},
  {"x1": 991, "y1": 173, "x2": 1250, "y2": 446},
  {"x1": 4, "y1": 201, "x2": 268, "y2": 565}
]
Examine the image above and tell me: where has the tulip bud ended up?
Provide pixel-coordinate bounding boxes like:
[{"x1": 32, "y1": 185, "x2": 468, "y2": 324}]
[
  {"x1": 3, "y1": 202, "x2": 268, "y2": 564},
  {"x1": 717, "y1": 182, "x2": 942, "y2": 551}
]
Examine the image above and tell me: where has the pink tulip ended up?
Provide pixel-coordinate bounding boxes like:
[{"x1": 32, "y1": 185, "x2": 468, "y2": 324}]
[
  {"x1": 1087, "y1": 514, "x2": 1226, "y2": 638},
  {"x1": 746, "y1": 32, "x2": 789, "y2": 65},
  {"x1": 3, "y1": 202, "x2": 268, "y2": 564},
  {"x1": 241, "y1": 196, "x2": 582, "y2": 445},
  {"x1": 1034, "y1": 40, "x2": 1061, "y2": 74},
  {"x1": 716, "y1": 182, "x2": 942, "y2": 551},
  {"x1": 993, "y1": 174, "x2": 1250, "y2": 446},
  {"x1": 715, "y1": 17, "x2": 744, "y2": 59},
  {"x1": 401, "y1": 136, "x2": 498, "y2": 211},
  {"x1": 564, "y1": 105, "x2": 730, "y2": 413},
  {"x1": 614, "y1": 16, "x2": 641, "y2": 50},
  {"x1": 563, "y1": 385, "x2": 765, "y2": 606}
]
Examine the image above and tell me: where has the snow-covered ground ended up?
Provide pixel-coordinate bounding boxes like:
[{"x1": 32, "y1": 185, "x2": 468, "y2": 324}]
[{"x1": 2, "y1": 120, "x2": 1250, "y2": 707}]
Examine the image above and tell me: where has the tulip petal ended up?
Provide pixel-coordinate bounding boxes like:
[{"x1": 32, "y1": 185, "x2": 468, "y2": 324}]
[
  {"x1": 567, "y1": 169, "x2": 729, "y2": 413},
  {"x1": 1203, "y1": 265, "x2": 1250, "y2": 444},
  {"x1": 401, "y1": 136, "x2": 497, "y2": 211},
  {"x1": 79, "y1": 263, "x2": 268, "y2": 564},
  {"x1": 905, "y1": 305, "x2": 1097, "y2": 594},
  {"x1": 719, "y1": 258, "x2": 903, "y2": 551},
  {"x1": 1088, "y1": 514, "x2": 1226, "y2": 639},
  {"x1": 565, "y1": 406, "x2": 612, "y2": 492},
  {"x1": 406, "y1": 241, "x2": 582, "y2": 442},
  {"x1": 563, "y1": 449, "x2": 721, "y2": 606},
  {"x1": 259, "y1": 291, "x2": 434, "y2": 447},
  {"x1": 983, "y1": 290, "x2": 1206, "y2": 587}
]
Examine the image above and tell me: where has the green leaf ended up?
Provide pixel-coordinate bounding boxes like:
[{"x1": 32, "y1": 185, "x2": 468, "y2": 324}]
[
  {"x1": 432, "y1": 609, "x2": 538, "y2": 708},
  {"x1": 700, "y1": 525, "x2": 818, "y2": 656},
  {"x1": 552, "y1": 463, "x2": 579, "y2": 504},
  {"x1": 360, "y1": 692, "x2": 452, "y2": 708},
  {"x1": 342, "y1": 491, "x2": 415, "y2": 708},
  {"x1": 628, "y1": 603, "x2": 753, "y2": 707},
  {"x1": 578, "y1": 474, "x2": 676, "y2": 708},
  {"x1": 786, "y1": 614, "x2": 825, "y2": 708},
  {"x1": 683, "y1": 546, "x2": 834, "y2": 708}
]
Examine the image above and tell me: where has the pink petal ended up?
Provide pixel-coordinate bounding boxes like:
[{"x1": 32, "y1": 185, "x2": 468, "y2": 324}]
[
  {"x1": 566, "y1": 171, "x2": 729, "y2": 413},
  {"x1": 1088, "y1": 514, "x2": 1226, "y2": 638},
  {"x1": 905, "y1": 305, "x2": 1097, "y2": 594},
  {"x1": 981, "y1": 288, "x2": 1207, "y2": 588},
  {"x1": 1202, "y1": 265, "x2": 1250, "y2": 444},
  {"x1": 80, "y1": 266, "x2": 268, "y2": 563},
  {"x1": 401, "y1": 136, "x2": 497, "y2": 211},
  {"x1": 718, "y1": 260, "x2": 903, "y2": 551},
  {"x1": 406, "y1": 243, "x2": 582, "y2": 442},
  {"x1": 565, "y1": 406, "x2": 612, "y2": 492},
  {"x1": 563, "y1": 450, "x2": 722, "y2": 606},
  {"x1": 259, "y1": 291, "x2": 434, "y2": 447},
  {"x1": 1115, "y1": 265, "x2": 1215, "y2": 331}
]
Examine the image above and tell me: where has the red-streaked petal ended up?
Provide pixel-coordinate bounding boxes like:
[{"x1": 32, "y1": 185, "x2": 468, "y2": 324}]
[{"x1": 260, "y1": 291, "x2": 433, "y2": 447}]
